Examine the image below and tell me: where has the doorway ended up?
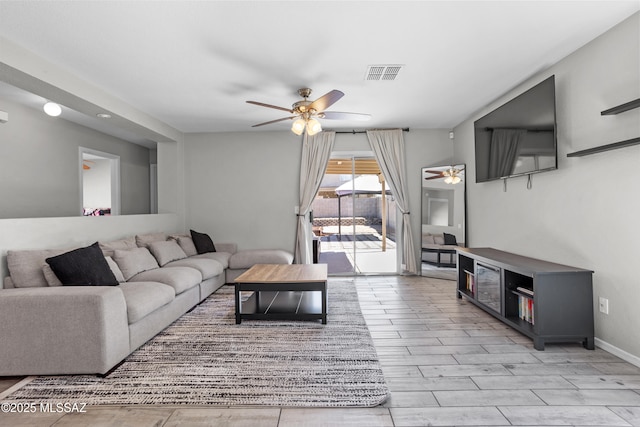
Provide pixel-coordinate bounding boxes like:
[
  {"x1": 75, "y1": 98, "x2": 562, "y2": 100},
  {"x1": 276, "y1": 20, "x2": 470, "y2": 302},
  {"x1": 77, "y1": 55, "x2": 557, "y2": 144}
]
[
  {"x1": 80, "y1": 147, "x2": 120, "y2": 216},
  {"x1": 312, "y1": 153, "x2": 397, "y2": 275}
]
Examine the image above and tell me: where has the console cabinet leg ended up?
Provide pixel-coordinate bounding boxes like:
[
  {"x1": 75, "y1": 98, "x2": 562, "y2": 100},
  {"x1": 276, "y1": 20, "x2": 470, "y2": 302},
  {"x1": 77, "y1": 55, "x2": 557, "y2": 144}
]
[
  {"x1": 584, "y1": 337, "x2": 595, "y2": 350},
  {"x1": 533, "y1": 338, "x2": 545, "y2": 351}
]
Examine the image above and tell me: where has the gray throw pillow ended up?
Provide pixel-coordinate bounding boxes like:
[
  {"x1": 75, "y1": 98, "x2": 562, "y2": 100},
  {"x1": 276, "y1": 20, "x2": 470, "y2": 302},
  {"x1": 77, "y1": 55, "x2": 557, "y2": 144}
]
[
  {"x1": 148, "y1": 240, "x2": 188, "y2": 266},
  {"x1": 113, "y1": 247, "x2": 160, "y2": 281},
  {"x1": 172, "y1": 235, "x2": 198, "y2": 257}
]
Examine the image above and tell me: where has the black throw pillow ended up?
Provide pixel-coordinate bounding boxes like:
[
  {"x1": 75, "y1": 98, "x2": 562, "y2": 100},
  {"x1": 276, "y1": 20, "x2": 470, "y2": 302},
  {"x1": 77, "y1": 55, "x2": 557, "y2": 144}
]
[
  {"x1": 190, "y1": 229, "x2": 216, "y2": 254},
  {"x1": 46, "y1": 242, "x2": 119, "y2": 286},
  {"x1": 443, "y1": 233, "x2": 458, "y2": 245}
]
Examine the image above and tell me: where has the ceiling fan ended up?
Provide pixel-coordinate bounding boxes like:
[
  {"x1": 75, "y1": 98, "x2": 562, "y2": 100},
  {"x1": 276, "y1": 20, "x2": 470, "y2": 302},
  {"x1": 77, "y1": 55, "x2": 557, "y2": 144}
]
[
  {"x1": 246, "y1": 88, "x2": 371, "y2": 135},
  {"x1": 424, "y1": 166, "x2": 465, "y2": 184}
]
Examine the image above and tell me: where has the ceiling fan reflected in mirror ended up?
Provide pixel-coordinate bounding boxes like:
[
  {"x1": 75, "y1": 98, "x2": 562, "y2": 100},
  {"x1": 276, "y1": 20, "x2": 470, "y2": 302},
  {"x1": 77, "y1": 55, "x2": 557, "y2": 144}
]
[
  {"x1": 246, "y1": 88, "x2": 371, "y2": 135},
  {"x1": 424, "y1": 166, "x2": 465, "y2": 184}
]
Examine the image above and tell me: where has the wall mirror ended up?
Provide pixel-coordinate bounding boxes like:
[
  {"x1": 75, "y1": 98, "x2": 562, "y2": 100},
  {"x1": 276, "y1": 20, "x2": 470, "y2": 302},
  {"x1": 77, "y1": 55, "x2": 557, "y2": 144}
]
[
  {"x1": 0, "y1": 80, "x2": 157, "y2": 219},
  {"x1": 421, "y1": 164, "x2": 466, "y2": 280}
]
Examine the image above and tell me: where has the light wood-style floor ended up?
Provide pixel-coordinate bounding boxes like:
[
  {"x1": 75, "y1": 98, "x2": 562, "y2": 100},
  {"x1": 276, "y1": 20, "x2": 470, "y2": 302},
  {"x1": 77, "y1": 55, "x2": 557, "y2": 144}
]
[{"x1": 2, "y1": 275, "x2": 640, "y2": 426}]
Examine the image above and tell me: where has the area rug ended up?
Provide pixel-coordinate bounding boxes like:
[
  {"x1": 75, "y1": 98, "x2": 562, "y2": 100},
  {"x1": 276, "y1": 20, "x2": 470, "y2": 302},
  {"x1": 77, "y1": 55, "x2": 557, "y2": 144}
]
[{"x1": 3, "y1": 280, "x2": 389, "y2": 407}]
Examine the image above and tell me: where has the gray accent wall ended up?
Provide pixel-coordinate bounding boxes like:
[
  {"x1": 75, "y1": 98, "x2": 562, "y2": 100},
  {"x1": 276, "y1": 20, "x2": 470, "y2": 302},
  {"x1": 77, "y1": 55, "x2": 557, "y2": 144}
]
[{"x1": 453, "y1": 13, "x2": 640, "y2": 361}]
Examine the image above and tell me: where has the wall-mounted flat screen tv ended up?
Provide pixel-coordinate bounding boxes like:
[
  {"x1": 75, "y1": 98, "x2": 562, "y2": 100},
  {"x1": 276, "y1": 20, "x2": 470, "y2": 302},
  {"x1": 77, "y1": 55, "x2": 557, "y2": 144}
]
[{"x1": 474, "y1": 75, "x2": 557, "y2": 183}]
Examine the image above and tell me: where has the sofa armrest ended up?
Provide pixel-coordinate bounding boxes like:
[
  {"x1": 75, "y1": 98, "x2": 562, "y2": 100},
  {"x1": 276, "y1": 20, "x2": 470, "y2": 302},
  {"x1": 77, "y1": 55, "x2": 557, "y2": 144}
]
[
  {"x1": 0, "y1": 286, "x2": 130, "y2": 375},
  {"x1": 215, "y1": 243, "x2": 237, "y2": 254}
]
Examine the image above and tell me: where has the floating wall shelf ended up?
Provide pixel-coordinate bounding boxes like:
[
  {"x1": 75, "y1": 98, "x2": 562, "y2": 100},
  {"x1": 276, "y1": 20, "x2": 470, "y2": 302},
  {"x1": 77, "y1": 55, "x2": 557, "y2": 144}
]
[
  {"x1": 601, "y1": 98, "x2": 640, "y2": 115},
  {"x1": 567, "y1": 98, "x2": 640, "y2": 158},
  {"x1": 567, "y1": 137, "x2": 640, "y2": 157}
]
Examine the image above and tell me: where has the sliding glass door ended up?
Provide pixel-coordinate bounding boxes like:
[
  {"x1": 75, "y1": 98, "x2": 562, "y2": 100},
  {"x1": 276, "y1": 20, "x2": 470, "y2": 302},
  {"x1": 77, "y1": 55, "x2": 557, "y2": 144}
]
[{"x1": 312, "y1": 154, "x2": 397, "y2": 275}]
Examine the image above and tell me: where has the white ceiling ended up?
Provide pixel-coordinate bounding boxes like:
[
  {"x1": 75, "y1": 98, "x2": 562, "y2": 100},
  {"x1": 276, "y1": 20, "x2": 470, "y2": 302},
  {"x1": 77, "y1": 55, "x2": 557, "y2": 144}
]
[{"x1": 0, "y1": 1, "x2": 638, "y2": 139}]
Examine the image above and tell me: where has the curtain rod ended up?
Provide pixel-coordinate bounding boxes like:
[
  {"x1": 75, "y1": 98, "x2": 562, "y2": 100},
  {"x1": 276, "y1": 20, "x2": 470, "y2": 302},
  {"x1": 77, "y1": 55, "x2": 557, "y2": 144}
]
[{"x1": 334, "y1": 127, "x2": 410, "y2": 135}]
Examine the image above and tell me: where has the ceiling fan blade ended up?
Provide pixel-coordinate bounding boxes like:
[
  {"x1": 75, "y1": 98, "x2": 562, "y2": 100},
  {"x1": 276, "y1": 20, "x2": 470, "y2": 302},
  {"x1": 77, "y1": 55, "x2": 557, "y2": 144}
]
[
  {"x1": 424, "y1": 176, "x2": 444, "y2": 180},
  {"x1": 251, "y1": 116, "x2": 297, "y2": 127},
  {"x1": 321, "y1": 111, "x2": 371, "y2": 121},
  {"x1": 308, "y1": 90, "x2": 344, "y2": 112},
  {"x1": 246, "y1": 101, "x2": 293, "y2": 113},
  {"x1": 424, "y1": 170, "x2": 445, "y2": 175}
]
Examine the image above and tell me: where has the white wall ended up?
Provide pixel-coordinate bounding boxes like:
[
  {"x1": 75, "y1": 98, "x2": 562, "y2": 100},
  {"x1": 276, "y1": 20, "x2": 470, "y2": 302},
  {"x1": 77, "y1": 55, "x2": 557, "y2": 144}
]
[
  {"x1": 453, "y1": 13, "x2": 640, "y2": 361},
  {"x1": 184, "y1": 129, "x2": 453, "y2": 269},
  {"x1": 184, "y1": 131, "x2": 302, "y2": 252}
]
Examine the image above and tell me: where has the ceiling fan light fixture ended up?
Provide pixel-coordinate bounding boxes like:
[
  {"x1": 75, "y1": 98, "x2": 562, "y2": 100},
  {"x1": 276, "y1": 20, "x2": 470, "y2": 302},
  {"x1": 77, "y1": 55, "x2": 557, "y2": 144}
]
[
  {"x1": 291, "y1": 118, "x2": 306, "y2": 135},
  {"x1": 43, "y1": 101, "x2": 62, "y2": 117},
  {"x1": 306, "y1": 118, "x2": 322, "y2": 135}
]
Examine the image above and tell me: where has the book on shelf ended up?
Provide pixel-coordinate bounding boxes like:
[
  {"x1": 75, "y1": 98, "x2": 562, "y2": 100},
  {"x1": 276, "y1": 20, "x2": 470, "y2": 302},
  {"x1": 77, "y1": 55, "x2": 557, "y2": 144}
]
[
  {"x1": 465, "y1": 271, "x2": 475, "y2": 294},
  {"x1": 517, "y1": 294, "x2": 534, "y2": 325}
]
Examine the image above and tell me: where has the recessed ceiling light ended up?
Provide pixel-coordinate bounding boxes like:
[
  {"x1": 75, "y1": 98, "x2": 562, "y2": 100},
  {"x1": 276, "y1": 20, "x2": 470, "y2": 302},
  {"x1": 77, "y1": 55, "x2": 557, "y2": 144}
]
[
  {"x1": 43, "y1": 101, "x2": 62, "y2": 117},
  {"x1": 96, "y1": 113, "x2": 112, "y2": 119}
]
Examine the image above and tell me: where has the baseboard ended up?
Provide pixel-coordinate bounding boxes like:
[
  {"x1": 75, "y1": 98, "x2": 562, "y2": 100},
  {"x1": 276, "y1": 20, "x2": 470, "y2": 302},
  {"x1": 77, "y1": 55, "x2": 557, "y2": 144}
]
[{"x1": 595, "y1": 337, "x2": 640, "y2": 368}]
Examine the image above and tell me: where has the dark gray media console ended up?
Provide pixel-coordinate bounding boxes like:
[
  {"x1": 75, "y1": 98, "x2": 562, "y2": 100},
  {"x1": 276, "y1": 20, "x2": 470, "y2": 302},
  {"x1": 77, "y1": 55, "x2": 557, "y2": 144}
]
[{"x1": 457, "y1": 248, "x2": 594, "y2": 350}]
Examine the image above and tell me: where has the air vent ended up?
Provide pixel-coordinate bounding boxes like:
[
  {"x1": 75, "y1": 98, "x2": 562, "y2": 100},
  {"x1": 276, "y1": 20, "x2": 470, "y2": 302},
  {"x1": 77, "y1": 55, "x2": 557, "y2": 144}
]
[{"x1": 365, "y1": 65, "x2": 403, "y2": 81}]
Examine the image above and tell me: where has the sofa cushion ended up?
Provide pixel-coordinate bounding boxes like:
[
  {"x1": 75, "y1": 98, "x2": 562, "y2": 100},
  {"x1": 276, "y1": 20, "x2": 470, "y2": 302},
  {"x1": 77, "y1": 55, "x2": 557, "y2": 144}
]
[
  {"x1": 118, "y1": 282, "x2": 175, "y2": 324},
  {"x1": 192, "y1": 251, "x2": 232, "y2": 269},
  {"x1": 7, "y1": 248, "x2": 70, "y2": 288},
  {"x1": 170, "y1": 235, "x2": 198, "y2": 257},
  {"x1": 443, "y1": 232, "x2": 458, "y2": 245},
  {"x1": 113, "y1": 247, "x2": 160, "y2": 281},
  {"x1": 45, "y1": 242, "x2": 119, "y2": 286},
  {"x1": 42, "y1": 264, "x2": 63, "y2": 287},
  {"x1": 434, "y1": 235, "x2": 445, "y2": 245},
  {"x1": 135, "y1": 232, "x2": 167, "y2": 248},
  {"x1": 105, "y1": 256, "x2": 126, "y2": 283},
  {"x1": 165, "y1": 257, "x2": 224, "y2": 280},
  {"x1": 129, "y1": 267, "x2": 201, "y2": 295},
  {"x1": 422, "y1": 234, "x2": 435, "y2": 245},
  {"x1": 229, "y1": 249, "x2": 294, "y2": 269},
  {"x1": 99, "y1": 236, "x2": 137, "y2": 257},
  {"x1": 190, "y1": 229, "x2": 216, "y2": 254},
  {"x1": 148, "y1": 240, "x2": 188, "y2": 266}
]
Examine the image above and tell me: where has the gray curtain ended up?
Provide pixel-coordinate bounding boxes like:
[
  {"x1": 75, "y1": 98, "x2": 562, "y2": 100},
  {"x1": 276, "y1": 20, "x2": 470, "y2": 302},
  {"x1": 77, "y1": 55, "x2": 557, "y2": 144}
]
[
  {"x1": 294, "y1": 131, "x2": 336, "y2": 264},
  {"x1": 366, "y1": 129, "x2": 418, "y2": 274},
  {"x1": 488, "y1": 128, "x2": 526, "y2": 179}
]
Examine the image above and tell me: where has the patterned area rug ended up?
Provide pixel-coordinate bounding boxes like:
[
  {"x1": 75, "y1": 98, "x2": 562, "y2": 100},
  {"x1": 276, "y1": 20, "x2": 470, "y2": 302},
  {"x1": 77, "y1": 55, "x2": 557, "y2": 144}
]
[{"x1": 4, "y1": 280, "x2": 389, "y2": 407}]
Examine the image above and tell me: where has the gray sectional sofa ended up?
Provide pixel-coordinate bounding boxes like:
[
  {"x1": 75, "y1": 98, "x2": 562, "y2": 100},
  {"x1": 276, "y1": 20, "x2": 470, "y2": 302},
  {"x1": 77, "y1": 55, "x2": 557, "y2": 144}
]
[{"x1": 0, "y1": 232, "x2": 293, "y2": 376}]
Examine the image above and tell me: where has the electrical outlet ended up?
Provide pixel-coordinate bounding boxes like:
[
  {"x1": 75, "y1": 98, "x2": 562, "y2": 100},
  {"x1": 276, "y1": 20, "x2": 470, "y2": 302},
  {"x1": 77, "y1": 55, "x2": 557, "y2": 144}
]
[{"x1": 599, "y1": 297, "x2": 609, "y2": 315}]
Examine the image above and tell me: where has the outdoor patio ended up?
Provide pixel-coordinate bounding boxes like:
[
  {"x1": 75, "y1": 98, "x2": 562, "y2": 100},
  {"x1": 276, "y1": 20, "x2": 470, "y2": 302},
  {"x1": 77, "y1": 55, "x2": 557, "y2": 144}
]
[{"x1": 317, "y1": 224, "x2": 397, "y2": 274}]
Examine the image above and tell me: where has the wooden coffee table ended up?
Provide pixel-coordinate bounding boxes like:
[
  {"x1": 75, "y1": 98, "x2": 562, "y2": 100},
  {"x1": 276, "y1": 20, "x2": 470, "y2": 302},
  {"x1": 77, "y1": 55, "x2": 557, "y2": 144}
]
[{"x1": 234, "y1": 264, "x2": 328, "y2": 324}]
